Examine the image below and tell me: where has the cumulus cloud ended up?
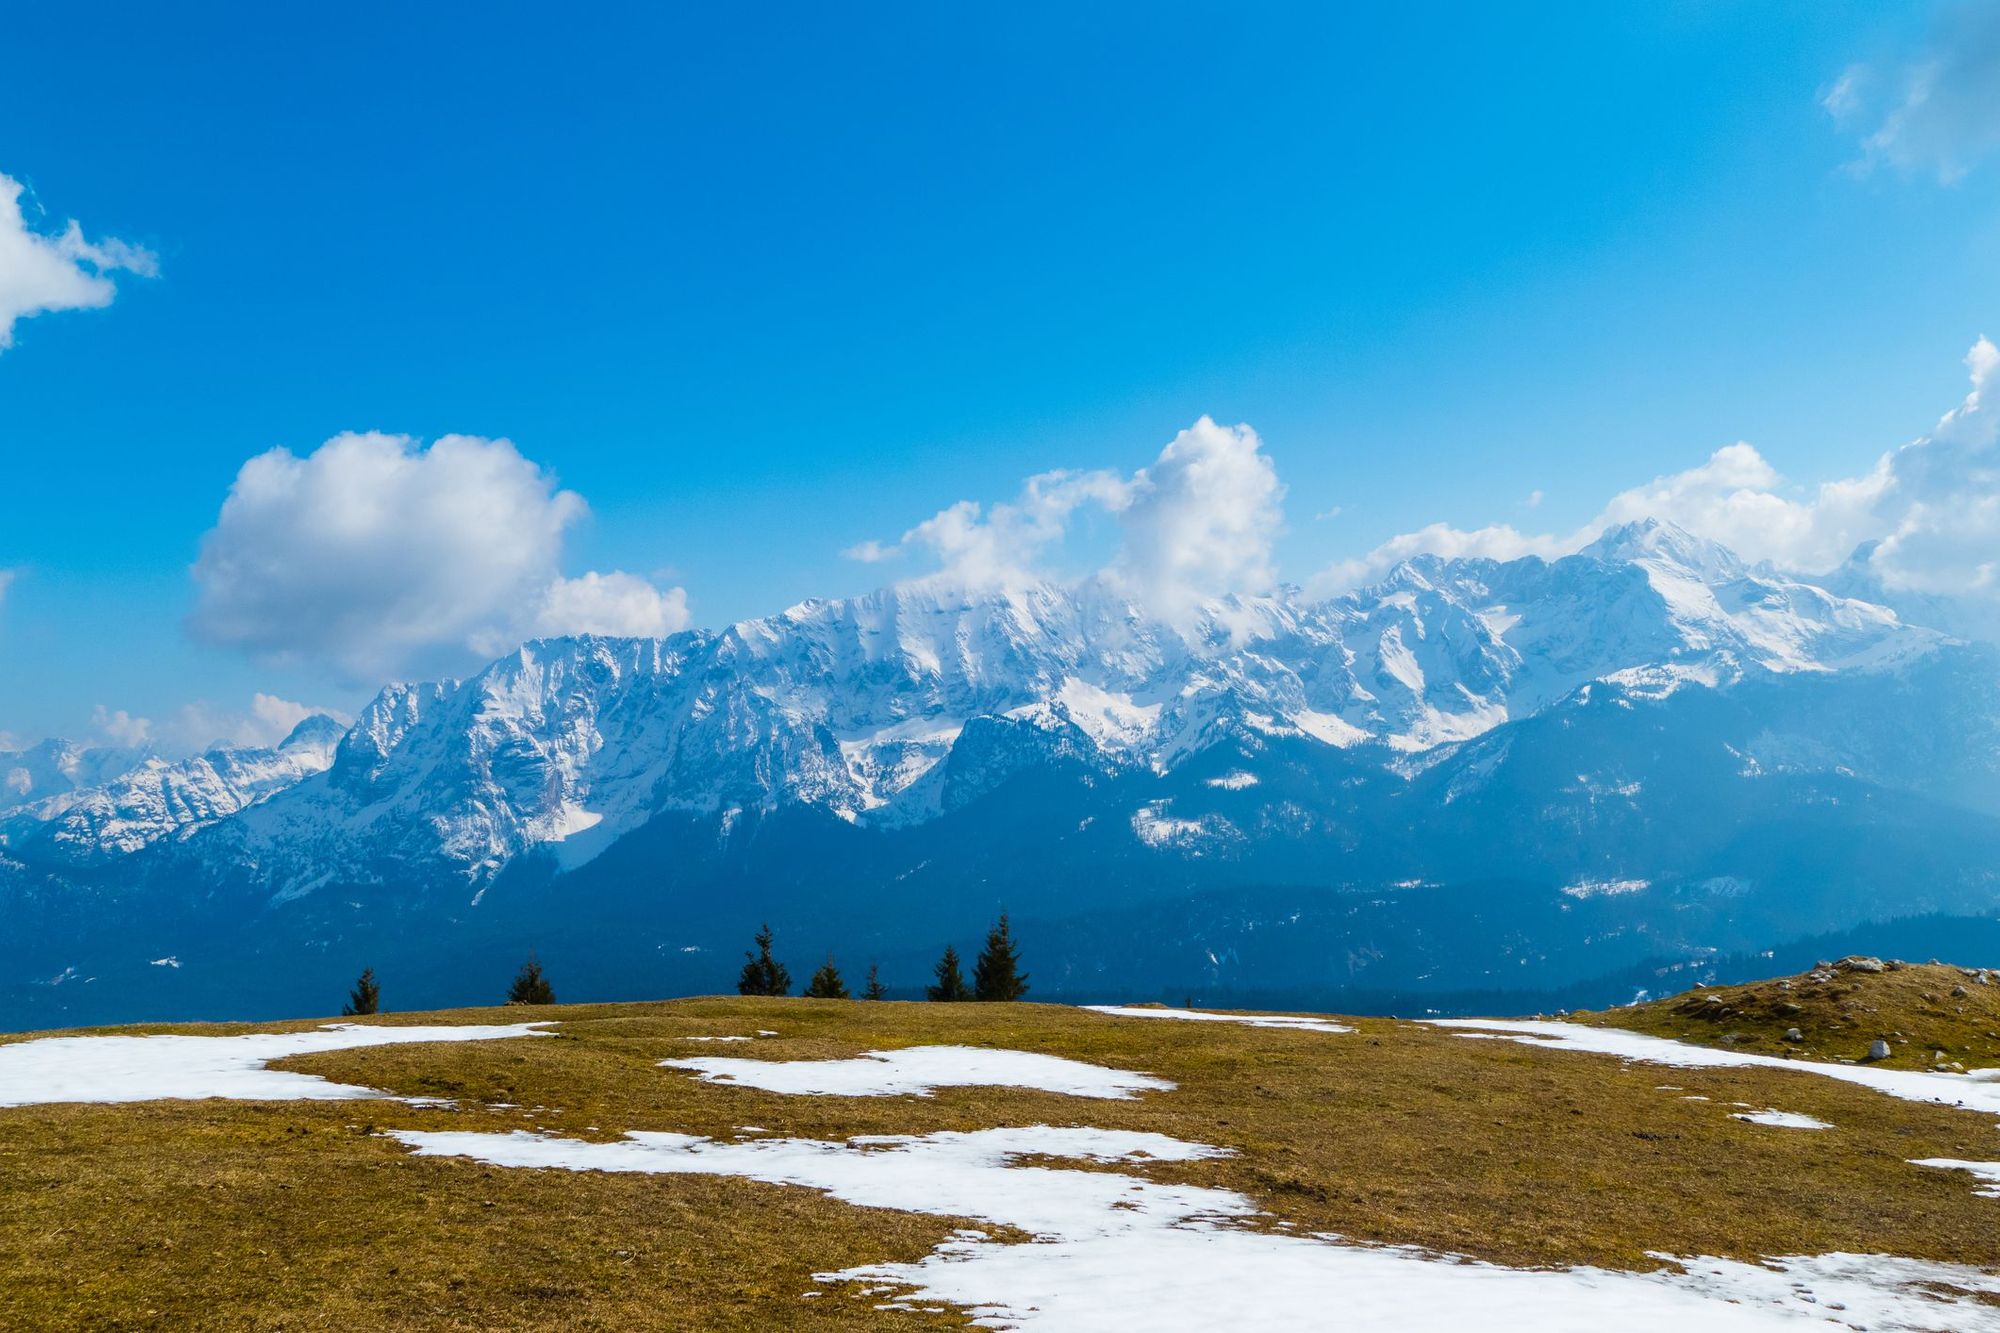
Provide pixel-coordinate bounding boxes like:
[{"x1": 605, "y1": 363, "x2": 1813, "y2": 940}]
[
  {"x1": 849, "y1": 418, "x2": 1285, "y2": 624},
  {"x1": 533, "y1": 571, "x2": 690, "y2": 639},
  {"x1": 1313, "y1": 338, "x2": 2000, "y2": 613},
  {"x1": 191, "y1": 432, "x2": 689, "y2": 679},
  {"x1": 889, "y1": 469, "x2": 1133, "y2": 592},
  {"x1": 90, "y1": 706, "x2": 153, "y2": 748},
  {"x1": 0, "y1": 170, "x2": 156, "y2": 350},
  {"x1": 1314, "y1": 522, "x2": 1568, "y2": 594},
  {"x1": 1827, "y1": 4, "x2": 2000, "y2": 182},
  {"x1": 83, "y1": 694, "x2": 349, "y2": 757},
  {"x1": 164, "y1": 694, "x2": 350, "y2": 753},
  {"x1": 1108, "y1": 418, "x2": 1284, "y2": 624}
]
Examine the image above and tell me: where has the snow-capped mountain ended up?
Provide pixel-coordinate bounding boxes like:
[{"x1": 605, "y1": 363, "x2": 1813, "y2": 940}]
[
  {"x1": 1, "y1": 738, "x2": 156, "y2": 817},
  {"x1": 159, "y1": 518, "x2": 1935, "y2": 888},
  {"x1": 5, "y1": 519, "x2": 1996, "y2": 1027},
  {"x1": 0, "y1": 716, "x2": 343, "y2": 867}
]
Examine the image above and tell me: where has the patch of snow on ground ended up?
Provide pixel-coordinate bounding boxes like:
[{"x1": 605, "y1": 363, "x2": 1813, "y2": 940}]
[
  {"x1": 392, "y1": 1122, "x2": 2000, "y2": 1330},
  {"x1": 1203, "y1": 771, "x2": 1259, "y2": 790},
  {"x1": 660, "y1": 1045, "x2": 1173, "y2": 1099},
  {"x1": 1731, "y1": 1110, "x2": 1832, "y2": 1130},
  {"x1": 1084, "y1": 1006, "x2": 1351, "y2": 1034},
  {"x1": 1911, "y1": 1158, "x2": 2000, "y2": 1198},
  {"x1": 1560, "y1": 878, "x2": 1650, "y2": 899},
  {"x1": 1429, "y1": 1019, "x2": 2000, "y2": 1116},
  {"x1": 0, "y1": 1022, "x2": 553, "y2": 1107}
]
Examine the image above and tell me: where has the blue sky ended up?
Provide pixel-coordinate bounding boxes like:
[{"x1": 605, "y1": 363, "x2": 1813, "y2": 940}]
[{"x1": 4, "y1": 1, "x2": 1999, "y2": 749}]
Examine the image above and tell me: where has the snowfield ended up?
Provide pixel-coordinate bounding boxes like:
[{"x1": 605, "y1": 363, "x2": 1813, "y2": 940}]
[
  {"x1": 395, "y1": 1120, "x2": 2000, "y2": 1330},
  {"x1": 659, "y1": 1045, "x2": 1174, "y2": 1099},
  {"x1": 0, "y1": 1021, "x2": 553, "y2": 1107},
  {"x1": 1084, "y1": 1005, "x2": 1353, "y2": 1034},
  {"x1": 1427, "y1": 1019, "x2": 2000, "y2": 1116}
]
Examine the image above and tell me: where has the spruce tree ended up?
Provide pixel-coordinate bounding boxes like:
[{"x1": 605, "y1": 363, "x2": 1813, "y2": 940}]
[
  {"x1": 926, "y1": 944, "x2": 969, "y2": 1001},
  {"x1": 342, "y1": 966, "x2": 380, "y2": 1017},
  {"x1": 737, "y1": 922, "x2": 792, "y2": 997},
  {"x1": 507, "y1": 954, "x2": 555, "y2": 1005},
  {"x1": 804, "y1": 955, "x2": 849, "y2": 999},
  {"x1": 862, "y1": 961, "x2": 887, "y2": 1001},
  {"x1": 973, "y1": 914, "x2": 1028, "y2": 1002}
]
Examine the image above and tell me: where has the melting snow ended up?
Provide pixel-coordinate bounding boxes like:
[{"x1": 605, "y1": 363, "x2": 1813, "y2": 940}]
[
  {"x1": 392, "y1": 1122, "x2": 2000, "y2": 1330},
  {"x1": 1730, "y1": 1110, "x2": 1832, "y2": 1130},
  {"x1": 660, "y1": 1045, "x2": 1172, "y2": 1100},
  {"x1": 1430, "y1": 1019, "x2": 2000, "y2": 1115},
  {"x1": 1911, "y1": 1158, "x2": 2000, "y2": 1198},
  {"x1": 0, "y1": 1021, "x2": 553, "y2": 1107},
  {"x1": 1084, "y1": 1006, "x2": 1352, "y2": 1034},
  {"x1": 1203, "y1": 771, "x2": 1259, "y2": 790}
]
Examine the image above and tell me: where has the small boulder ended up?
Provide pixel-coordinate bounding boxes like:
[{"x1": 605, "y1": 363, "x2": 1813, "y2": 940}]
[
  {"x1": 1837, "y1": 956, "x2": 1887, "y2": 974},
  {"x1": 1867, "y1": 1039, "x2": 1892, "y2": 1061},
  {"x1": 1954, "y1": 984, "x2": 1970, "y2": 998},
  {"x1": 1784, "y1": 1027, "x2": 1804, "y2": 1043}
]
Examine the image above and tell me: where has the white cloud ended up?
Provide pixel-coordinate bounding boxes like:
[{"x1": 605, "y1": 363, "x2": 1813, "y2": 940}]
[
  {"x1": 1524, "y1": 489, "x2": 1544, "y2": 509},
  {"x1": 896, "y1": 469, "x2": 1133, "y2": 592},
  {"x1": 0, "y1": 170, "x2": 156, "y2": 350},
  {"x1": 1108, "y1": 418, "x2": 1284, "y2": 625},
  {"x1": 1313, "y1": 338, "x2": 2000, "y2": 611},
  {"x1": 190, "y1": 432, "x2": 689, "y2": 679},
  {"x1": 533, "y1": 571, "x2": 691, "y2": 639},
  {"x1": 850, "y1": 418, "x2": 1285, "y2": 625},
  {"x1": 1313, "y1": 522, "x2": 1568, "y2": 595},
  {"x1": 161, "y1": 693, "x2": 349, "y2": 753},
  {"x1": 1820, "y1": 65, "x2": 1869, "y2": 123},
  {"x1": 90, "y1": 706, "x2": 153, "y2": 748},
  {"x1": 842, "y1": 539, "x2": 902, "y2": 564},
  {"x1": 1829, "y1": 5, "x2": 2000, "y2": 183}
]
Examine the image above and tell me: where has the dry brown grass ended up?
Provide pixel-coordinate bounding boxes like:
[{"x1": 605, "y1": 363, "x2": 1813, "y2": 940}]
[
  {"x1": 1582, "y1": 957, "x2": 2000, "y2": 1070},
  {"x1": 6, "y1": 992, "x2": 2000, "y2": 1328}
]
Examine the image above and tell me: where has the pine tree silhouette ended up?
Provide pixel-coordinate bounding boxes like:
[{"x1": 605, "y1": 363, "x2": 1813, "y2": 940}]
[
  {"x1": 804, "y1": 955, "x2": 849, "y2": 999},
  {"x1": 737, "y1": 922, "x2": 792, "y2": 996},
  {"x1": 862, "y1": 961, "x2": 887, "y2": 1001},
  {"x1": 927, "y1": 944, "x2": 969, "y2": 1001},
  {"x1": 507, "y1": 954, "x2": 555, "y2": 1005},
  {"x1": 342, "y1": 967, "x2": 380, "y2": 1017},
  {"x1": 973, "y1": 914, "x2": 1028, "y2": 1001}
]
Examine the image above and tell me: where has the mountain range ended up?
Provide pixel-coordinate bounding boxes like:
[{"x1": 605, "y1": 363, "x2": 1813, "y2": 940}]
[{"x1": 7, "y1": 517, "x2": 2000, "y2": 1028}]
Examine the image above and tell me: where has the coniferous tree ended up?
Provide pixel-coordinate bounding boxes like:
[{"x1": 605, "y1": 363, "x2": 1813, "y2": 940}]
[
  {"x1": 804, "y1": 955, "x2": 849, "y2": 999},
  {"x1": 507, "y1": 954, "x2": 556, "y2": 1005},
  {"x1": 737, "y1": 922, "x2": 792, "y2": 997},
  {"x1": 927, "y1": 944, "x2": 969, "y2": 1001},
  {"x1": 342, "y1": 966, "x2": 380, "y2": 1017},
  {"x1": 973, "y1": 914, "x2": 1028, "y2": 1002},
  {"x1": 862, "y1": 961, "x2": 887, "y2": 1001}
]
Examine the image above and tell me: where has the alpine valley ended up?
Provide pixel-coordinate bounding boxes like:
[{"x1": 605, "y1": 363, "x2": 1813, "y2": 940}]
[{"x1": 8, "y1": 517, "x2": 2000, "y2": 1029}]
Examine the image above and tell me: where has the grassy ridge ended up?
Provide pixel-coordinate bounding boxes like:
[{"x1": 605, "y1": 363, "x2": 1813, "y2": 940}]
[
  {"x1": 6, "y1": 993, "x2": 2000, "y2": 1328},
  {"x1": 1583, "y1": 957, "x2": 2000, "y2": 1070}
]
